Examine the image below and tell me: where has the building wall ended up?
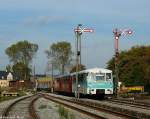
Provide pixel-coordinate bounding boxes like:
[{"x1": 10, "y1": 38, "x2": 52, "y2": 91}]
[{"x1": 0, "y1": 80, "x2": 9, "y2": 88}]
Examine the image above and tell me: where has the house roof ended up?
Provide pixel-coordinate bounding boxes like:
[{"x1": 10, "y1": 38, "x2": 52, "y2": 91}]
[{"x1": 0, "y1": 71, "x2": 8, "y2": 79}]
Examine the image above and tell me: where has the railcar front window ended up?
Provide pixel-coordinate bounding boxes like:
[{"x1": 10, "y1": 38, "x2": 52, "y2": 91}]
[{"x1": 96, "y1": 75, "x2": 104, "y2": 81}]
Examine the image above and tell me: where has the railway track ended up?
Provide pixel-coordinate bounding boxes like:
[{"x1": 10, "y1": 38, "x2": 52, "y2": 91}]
[
  {"x1": 72, "y1": 98, "x2": 150, "y2": 119},
  {"x1": 107, "y1": 98, "x2": 150, "y2": 110},
  {"x1": 2, "y1": 94, "x2": 40, "y2": 119},
  {"x1": 42, "y1": 93, "x2": 135, "y2": 119}
]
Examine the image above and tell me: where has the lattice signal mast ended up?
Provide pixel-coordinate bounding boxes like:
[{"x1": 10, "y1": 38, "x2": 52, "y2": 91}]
[
  {"x1": 74, "y1": 24, "x2": 94, "y2": 98},
  {"x1": 113, "y1": 28, "x2": 133, "y2": 97}
]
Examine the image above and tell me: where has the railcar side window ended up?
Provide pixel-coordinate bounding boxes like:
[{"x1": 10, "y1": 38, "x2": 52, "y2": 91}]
[{"x1": 106, "y1": 73, "x2": 111, "y2": 80}]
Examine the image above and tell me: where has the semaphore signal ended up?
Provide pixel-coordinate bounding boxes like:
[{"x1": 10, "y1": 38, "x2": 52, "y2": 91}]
[
  {"x1": 113, "y1": 28, "x2": 133, "y2": 97},
  {"x1": 74, "y1": 24, "x2": 94, "y2": 99}
]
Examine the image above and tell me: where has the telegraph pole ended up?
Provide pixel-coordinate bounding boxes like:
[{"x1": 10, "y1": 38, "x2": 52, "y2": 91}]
[
  {"x1": 113, "y1": 28, "x2": 133, "y2": 97},
  {"x1": 74, "y1": 24, "x2": 94, "y2": 98}
]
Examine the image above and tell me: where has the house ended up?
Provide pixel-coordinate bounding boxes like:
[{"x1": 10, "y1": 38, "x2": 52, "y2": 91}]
[
  {"x1": 0, "y1": 71, "x2": 8, "y2": 79},
  {"x1": 0, "y1": 71, "x2": 13, "y2": 88},
  {"x1": 0, "y1": 80, "x2": 9, "y2": 88},
  {"x1": 0, "y1": 71, "x2": 13, "y2": 80}
]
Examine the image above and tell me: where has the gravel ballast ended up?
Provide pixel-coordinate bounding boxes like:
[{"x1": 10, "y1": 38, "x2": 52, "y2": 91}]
[{"x1": 34, "y1": 98, "x2": 91, "y2": 119}]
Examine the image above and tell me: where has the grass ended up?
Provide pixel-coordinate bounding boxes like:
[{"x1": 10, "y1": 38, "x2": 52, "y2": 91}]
[
  {"x1": 58, "y1": 105, "x2": 75, "y2": 119},
  {"x1": 38, "y1": 105, "x2": 47, "y2": 109},
  {"x1": 0, "y1": 96, "x2": 17, "y2": 102},
  {"x1": 0, "y1": 91, "x2": 27, "y2": 103},
  {"x1": 18, "y1": 91, "x2": 27, "y2": 96}
]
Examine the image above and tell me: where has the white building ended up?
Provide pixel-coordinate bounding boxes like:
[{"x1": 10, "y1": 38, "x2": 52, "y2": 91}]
[{"x1": 7, "y1": 72, "x2": 13, "y2": 80}]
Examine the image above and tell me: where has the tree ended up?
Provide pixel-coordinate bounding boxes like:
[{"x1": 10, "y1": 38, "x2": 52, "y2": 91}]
[
  {"x1": 6, "y1": 64, "x2": 12, "y2": 72},
  {"x1": 70, "y1": 64, "x2": 86, "y2": 73},
  {"x1": 5, "y1": 40, "x2": 38, "y2": 80},
  {"x1": 12, "y1": 62, "x2": 31, "y2": 80},
  {"x1": 45, "y1": 41, "x2": 73, "y2": 74},
  {"x1": 6, "y1": 40, "x2": 38, "y2": 65},
  {"x1": 107, "y1": 46, "x2": 150, "y2": 90}
]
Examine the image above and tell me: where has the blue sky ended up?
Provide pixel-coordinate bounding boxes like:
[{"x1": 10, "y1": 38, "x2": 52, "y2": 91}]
[{"x1": 0, "y1": 0, "x2": 150, "y2": 74}]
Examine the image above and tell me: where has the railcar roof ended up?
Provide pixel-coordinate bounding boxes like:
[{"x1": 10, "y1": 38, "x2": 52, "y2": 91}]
[
  {"x1": 55, "y1": 68, "x2": 112, "y2": 79},
  {"x1": 72, "y1": 67, "x2": 112, "y2": 74}
]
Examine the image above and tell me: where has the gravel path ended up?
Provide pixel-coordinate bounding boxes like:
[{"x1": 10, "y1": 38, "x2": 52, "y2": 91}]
[{"x1": 34, "y1": 98, "x2": 92, "y2": 119}]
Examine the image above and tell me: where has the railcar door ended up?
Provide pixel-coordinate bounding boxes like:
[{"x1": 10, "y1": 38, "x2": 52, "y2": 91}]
[{"x1": 68, "y1": 76, "x2": 72, "y2": 93}]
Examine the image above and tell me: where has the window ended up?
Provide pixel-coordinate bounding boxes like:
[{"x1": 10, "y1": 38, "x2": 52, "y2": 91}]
[
  {"x1": 96, "y1": 75, "x2": 104, "y2": 81},
  {"x1": 106, "y1": 73, "x2": 111, "y2": 80}
]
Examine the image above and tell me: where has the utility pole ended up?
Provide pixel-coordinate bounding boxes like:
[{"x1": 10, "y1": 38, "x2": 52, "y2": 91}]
[
  {"x1": 74, "y1": 24, "x2": 94, "y2": 98},
  {"x1": 51, "y1": 62, "x2": 54, "y2": 93},
  {"x1": 33, "y1": 64, "x2": 37, "y2": 91},
  {"x1": 113, "y1": 28, "x2": 133, "y2": 97},
  {"x1": 33, "y1": 65, "x2": 35, "y2": 79}
]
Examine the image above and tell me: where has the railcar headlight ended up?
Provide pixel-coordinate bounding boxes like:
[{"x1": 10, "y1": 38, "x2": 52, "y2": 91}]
[{"x1": 107, "y1": 89, "x2": 112, "y2": 92}]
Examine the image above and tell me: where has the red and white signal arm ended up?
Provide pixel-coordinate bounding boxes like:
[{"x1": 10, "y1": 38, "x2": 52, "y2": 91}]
[
  {"x1": 121, "y1": 29, "x2": 133, "y2": 36},
  {"x1": 82, "y1": 28, "x2": 94, "y2": 32},
  {"x1": 74, "y1": 28, "x2": 94, "y2": 33},
  {"x1": 127, "y1": 29, "x2": 133, "y2": 35}
]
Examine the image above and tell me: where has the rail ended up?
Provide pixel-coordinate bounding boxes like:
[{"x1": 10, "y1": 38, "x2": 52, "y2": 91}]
[
  {"x1": 42, "y1": 93, "x2": 137, "y2": 119},
  {"x1": 2, "y1": 94, "x2": 40, "y2": 119}
]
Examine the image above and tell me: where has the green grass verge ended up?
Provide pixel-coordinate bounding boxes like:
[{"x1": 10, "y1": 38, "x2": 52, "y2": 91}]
[
  {"x1": 0, "y1": 96, "x2": 17, "y2": 102},
  {"x1": 58, "y1": 105, "x2": 75, "y2": 119},
  {"x1": 0, "y1": 91, "x2": 26, "y2": 103}
]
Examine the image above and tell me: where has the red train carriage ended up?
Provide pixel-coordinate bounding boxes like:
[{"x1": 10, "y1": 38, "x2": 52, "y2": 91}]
[{"x1": 54, "y1": 75, "x2": 73, "y2": 95}]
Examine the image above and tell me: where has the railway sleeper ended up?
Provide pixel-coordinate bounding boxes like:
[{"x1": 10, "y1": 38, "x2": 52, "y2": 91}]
[{"x1": 72, "y1": 98, "x2": 150, "y2": 119}]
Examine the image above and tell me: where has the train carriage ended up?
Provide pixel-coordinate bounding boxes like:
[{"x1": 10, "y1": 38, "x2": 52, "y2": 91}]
[
  {"x1": 54, "y1": 68, "x2": 114, "y2": 98},
  {"x1": 54, "y1": 75, "x2": 73, "y2": 94}
]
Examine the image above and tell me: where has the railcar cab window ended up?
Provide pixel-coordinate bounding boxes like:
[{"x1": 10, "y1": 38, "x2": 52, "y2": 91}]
[
  {"x1": 78, "y1": 73, "x2": 84, "y2": 79},
  {"x1": 106, "y1": 73, "x2": 111, "y2": 81},
  {"x1": 87, "y1": 73, "x2": 95, "y2": 81},
  {"x1": 95, "y1": 75, "x2": 105, "y2": 81}
]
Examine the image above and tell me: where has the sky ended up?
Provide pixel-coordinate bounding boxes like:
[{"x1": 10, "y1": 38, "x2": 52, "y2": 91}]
[{"x1": 0, "y1": 0, "x2": 150, "y2": 74}]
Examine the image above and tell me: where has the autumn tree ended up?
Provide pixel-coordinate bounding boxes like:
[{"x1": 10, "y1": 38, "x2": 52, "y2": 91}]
[
  {"x1": 107, "y1": 46, "x2": 150, "y2": 91},
  {"x1": 45, "y1": 41, "x2": 73, "y2": 74},
  {"x1": 5, "y1": 40, "x2": 38, "y2": 80}
]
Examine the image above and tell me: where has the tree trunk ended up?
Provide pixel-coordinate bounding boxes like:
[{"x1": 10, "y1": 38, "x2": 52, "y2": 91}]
[{"x1": 62, "y1": 64, "x2": 65, "y2": 75}]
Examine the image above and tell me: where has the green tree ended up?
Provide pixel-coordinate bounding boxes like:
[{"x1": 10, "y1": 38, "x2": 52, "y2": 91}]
[
  {"x1": 70, "y1": 64, "x2": 86, "y2": 73},
  {"x1": 12, "y1": 62, "x2": 31, "y2": 80},
  {"x1": 5, "y1": 40, "x2": 38, "y2": 80},
  {"x1": 107, "y1": 46, "x2": 150, "y2": 90},
  {"x1": 45, "y1": 41, "x2": 73, "y2": 74},
  {"x1": 6, "y1": 64, "x2": 12, "y2": 72}
]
